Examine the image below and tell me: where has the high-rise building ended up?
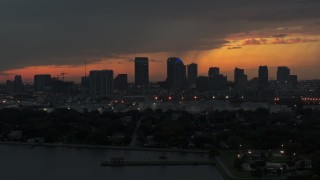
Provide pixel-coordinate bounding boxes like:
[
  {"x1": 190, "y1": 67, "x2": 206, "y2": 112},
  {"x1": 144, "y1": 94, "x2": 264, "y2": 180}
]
[
  {"x1": 208, "y1": 67, "x2": 220, "y2": 78},
  {"x1": 166, "y1": 57, "x2": 187, "y2": 89},
  {"x1": 208, "y1": 67, "x2": 227, "y2": 91},
  {"x1": 258, "y1": 66, "x2": 268, "y2": 90},
  {"x1": 187, "y1": 63, "x2": 198, "y2": 84},
  {"x1": 135, "y1": 57, "x2": 149, "y2": 86},
  {"x1": 277, "y1": 66, "x2": 290, "y2": 83},
  {"x1": 234, "y1": 68, "x2": 247, "y2": 90},
  {"x1": 34, "y1": 74, "x2": 52, "y2": 92},
  {"x1": 13, "y1": 75, "x2": 23, "y2": 92},
  {"x1": 89, "y1": 70, "x2": 113, "y2": 98},
  {"x1": 114, "y1": 74, "x2": 128, "y2": 91},
  {"x1": 81, "y1": 76, "x2": 90, "y2": 96}
]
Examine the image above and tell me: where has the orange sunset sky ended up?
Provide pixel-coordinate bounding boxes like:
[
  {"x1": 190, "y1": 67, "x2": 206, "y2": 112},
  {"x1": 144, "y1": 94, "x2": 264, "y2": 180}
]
[
  {"x1": 1, "y1": 33, "x2": 319, "y2": 83},
  {"x1": 1, "y1": 1, "x2": 320, "y2": 83}
]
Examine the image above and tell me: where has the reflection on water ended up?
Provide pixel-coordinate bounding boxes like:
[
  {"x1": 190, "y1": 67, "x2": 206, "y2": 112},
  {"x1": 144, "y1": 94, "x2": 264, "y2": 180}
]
[{"x1": 0, "y1": 145, "x2": 223, "y2": 180}]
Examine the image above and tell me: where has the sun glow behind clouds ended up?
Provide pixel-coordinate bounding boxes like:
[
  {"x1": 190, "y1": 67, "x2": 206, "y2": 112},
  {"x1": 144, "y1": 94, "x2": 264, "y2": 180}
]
[
  {"x1": 1, "y1": 33, "x2": 320, "y2": 83},
  {"x1": 197, "y1": 34, "x2": 320, "y2": 79}
]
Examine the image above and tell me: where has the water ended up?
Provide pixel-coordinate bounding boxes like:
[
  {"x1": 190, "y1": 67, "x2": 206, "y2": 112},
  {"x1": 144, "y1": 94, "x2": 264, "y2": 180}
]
[{"x1": 0, "y1": 144, "x2": 223, "y2": 180}]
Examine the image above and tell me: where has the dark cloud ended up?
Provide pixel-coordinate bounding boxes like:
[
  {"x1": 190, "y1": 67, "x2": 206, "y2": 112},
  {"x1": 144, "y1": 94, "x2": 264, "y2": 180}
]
[
  {"x1": 242, "y1": 39, "x2": 268, "y2": 45},
  {"x1": 272, "y1": 37, "x2": 320, "y2": 44},
  {"x1": 0, "y1": 0, "x2": 320, "y2": 71},
  {"x1": 241, "y1": 37, "x2": 319, "y2": 46},
  {"x1": 272, "y1": 34, "x2": 287, "y2": 38}
]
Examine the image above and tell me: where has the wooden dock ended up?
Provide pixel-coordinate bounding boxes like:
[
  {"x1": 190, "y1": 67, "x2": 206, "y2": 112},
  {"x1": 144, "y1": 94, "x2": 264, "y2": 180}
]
[{"x1": 100, "y1": 160, "x2": 216, "y2": 167}]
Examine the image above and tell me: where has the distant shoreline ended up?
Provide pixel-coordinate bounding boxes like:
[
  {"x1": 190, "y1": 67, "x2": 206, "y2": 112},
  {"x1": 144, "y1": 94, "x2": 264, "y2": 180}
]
[{"x1": 0, "y1": 141, "x2": 207, "y2": 154}]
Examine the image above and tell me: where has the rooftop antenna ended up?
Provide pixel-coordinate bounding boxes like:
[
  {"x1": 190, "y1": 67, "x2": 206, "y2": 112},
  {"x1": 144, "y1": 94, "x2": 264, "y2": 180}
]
[
  {"x1": 61, "y1": 72, "x2": 68, "y2": 81},
  {"x1": 85, "y1": 61, "x2": 87, "y2": 77}
]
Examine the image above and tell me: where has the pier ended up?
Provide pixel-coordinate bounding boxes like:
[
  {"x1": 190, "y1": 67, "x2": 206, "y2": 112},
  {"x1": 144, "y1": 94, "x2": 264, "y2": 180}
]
[{"x1": 100, "y1": 160, "x2": 216, "y2": 167}]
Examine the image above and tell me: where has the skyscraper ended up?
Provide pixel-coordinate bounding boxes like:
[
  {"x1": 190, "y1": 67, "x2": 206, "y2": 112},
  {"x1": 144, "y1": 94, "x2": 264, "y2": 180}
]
[
  {"x1": 89, "y1": 70, "x2": 113, "y2": 98},
  {"x1": 81, "y1": 76, "x2": 90, "y2": 96},
  {"x1": 14, "y1": 75, "x2": 23, "y2": 92},
  {"x1": 208, "y1": 67, "x2": 220, "y2": 78},
  {"x1": 187, "y1": 63, "x2": 198, "y2": 84},
  {"x1": 134, "y1": 57, "x2": 149, "y2": 86},
  {"x1": 234, "y1": 68, "x2": 247, "y2": 90},
  {"x1": 114, "y1": 74, "x2": 128, "y2": 91},
  {"x1": 208, "y1": 67, "x2": 227, "y2": 91},
  {"x1": 34, "y1": 74, "x2": 52, "y2": 92},
  {"x1": 258, "y1": 66, "x2": 268, "y2": 90},
  {"x1": 166, "y1": 57, "x2": 187, "y2": 89},
  {"x1": 277, "y1": 66, "x2": 290, "y2": 83}
]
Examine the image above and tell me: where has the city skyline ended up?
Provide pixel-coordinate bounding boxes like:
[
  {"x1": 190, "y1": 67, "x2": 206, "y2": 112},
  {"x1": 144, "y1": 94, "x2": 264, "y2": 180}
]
[
  {"x1": 0, "y1": 61, "x2": 314, "y2": 84},
  {"x1": 1, "y1": 1, "x2": 320, "y2": 82}
]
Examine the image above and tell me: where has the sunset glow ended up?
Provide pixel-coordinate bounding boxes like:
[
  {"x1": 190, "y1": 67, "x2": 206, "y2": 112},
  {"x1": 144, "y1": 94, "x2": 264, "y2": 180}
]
[{"x1": 2, "y1": 33, "x2": 319, "y2": 83}]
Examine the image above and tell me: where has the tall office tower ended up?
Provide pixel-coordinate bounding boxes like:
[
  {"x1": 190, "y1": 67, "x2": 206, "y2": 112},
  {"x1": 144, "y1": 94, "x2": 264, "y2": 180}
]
[
  {"x1": 166, "y1": 57, "x2": 187, "y2": 89},
  {"x1": 134, "y1": 57, "x2": 149, "y2": 86},
  {"x1": 208, "y1": 67, "x2": 227, "y2": 91},
  {"x1": 258, "y1": 66, "x2": 269, "y2": 90},
  {"x1": 114, "y1": 74, "x2": 128, "y2": 91},
  {"x1": 234, "y1": 68, "x2": 247, "y2": 90},
  {"x1": 187, "y1": 63, "x2": 198, "y2": 84},
  {"x1": 208, "y1": 67, "x2": 220, "y2": 78},
  {"x1": 277, "y1": 66, "x2": 290, "y2": 83},
  {"x1": 13, "y1": 75, "x2": 23, "y2": 92},
  {"x1": 89, "y1": 70, "x2": 113, "y2": 98},
  {"x1": 81, "y1": 76, "x2": 90, "y2": 96},
  {"x1": 34, "y1": 74, "x2": 52, "y2": 92}
]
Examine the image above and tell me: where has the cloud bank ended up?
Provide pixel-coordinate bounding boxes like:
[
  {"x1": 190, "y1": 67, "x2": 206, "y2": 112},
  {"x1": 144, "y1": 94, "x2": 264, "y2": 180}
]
[{"x1": 0, "y1": 0, "x2": 320, "y2": 71}]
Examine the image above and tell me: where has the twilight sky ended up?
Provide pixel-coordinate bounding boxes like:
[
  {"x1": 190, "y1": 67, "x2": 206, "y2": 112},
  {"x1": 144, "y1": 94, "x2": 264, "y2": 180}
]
[{"x1": 1, "y1": 0, "x2": 320, "y2": 82}]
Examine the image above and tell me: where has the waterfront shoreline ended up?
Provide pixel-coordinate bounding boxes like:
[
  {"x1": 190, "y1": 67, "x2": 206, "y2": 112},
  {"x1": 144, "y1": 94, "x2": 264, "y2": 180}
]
[{"x1": 0, "y1": 141, "x2": 207, "y2": 154}]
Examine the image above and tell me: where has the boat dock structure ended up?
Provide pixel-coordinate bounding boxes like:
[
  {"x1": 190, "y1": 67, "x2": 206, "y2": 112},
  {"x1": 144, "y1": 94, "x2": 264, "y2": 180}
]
[{"x1": 100, "y1": 158, "x2": 216, "y2": 167}]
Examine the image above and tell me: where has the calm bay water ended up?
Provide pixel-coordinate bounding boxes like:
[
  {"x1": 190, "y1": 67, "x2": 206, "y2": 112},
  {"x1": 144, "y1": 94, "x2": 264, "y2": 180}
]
[{"x1": 0, "y1": 144, "x2": 223, "y2": 180}]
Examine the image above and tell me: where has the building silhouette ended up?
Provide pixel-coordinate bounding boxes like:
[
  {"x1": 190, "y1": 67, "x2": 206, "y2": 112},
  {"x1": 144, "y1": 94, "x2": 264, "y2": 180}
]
[
  {"x1": 34, "y1": 74, "x2": 52, "y2": 92},
  {"x1": 13, "y1": 75, "x2": 23, "y2": 92},
  {"x1": 89, "y1": 70, "x2": 113, "y2": 98},
  {"x1": 277, "y1": 66, "x2": 290, "y2": 83},
  {"x1": 258, "y1": 66, "x2": 269, "y2": 90},
  {"x1": 187, "y1": 63, "x2": 198, "y2": 85},
  {"x1": 208, "y1": 67, "x2": 227, "y2": 91},
  {"x1": 114, "y1": 74, "x2": 128, "y2": 91},
  {"x1": 208, "y1": 67, "x2": 220, "y2": 78},
  {"x1": 81, "y1": 76, "x2": 90, "y2": 96},
  {"x1": 50, "y1": 78, "x2": 74, "y2": 94},
  {"x1": 134, "y1": 57, "x2": 149, "y2": 86},
  {"x1": 234, "y1": 68, "x2": 247, "y2": 90},
  {"x1": 166, "y1": 57, "x2": 187, "y2": 89}
]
